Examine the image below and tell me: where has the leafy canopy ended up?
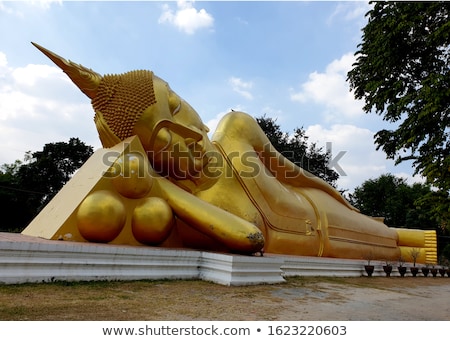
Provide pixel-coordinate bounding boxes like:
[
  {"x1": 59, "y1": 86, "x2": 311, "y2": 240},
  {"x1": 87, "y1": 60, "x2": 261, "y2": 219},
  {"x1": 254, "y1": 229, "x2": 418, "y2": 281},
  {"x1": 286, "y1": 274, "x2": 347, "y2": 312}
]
[
  {"x1": 347, "y1": 2, "x2": 449, "y2": 222},
  {"x1": 0, "y1": 138, "x2": 93, "y2": 232},
  {"x1": 349, "y1": 173, "x2": 437, "y2": 229}
]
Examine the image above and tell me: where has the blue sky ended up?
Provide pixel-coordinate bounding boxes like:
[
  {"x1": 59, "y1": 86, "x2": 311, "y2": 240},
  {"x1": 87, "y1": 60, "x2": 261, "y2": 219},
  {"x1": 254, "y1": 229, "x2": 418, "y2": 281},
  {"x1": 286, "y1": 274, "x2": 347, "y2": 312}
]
[{"x1": 0, "y1": 0, "x2": 422, "y2": 192}]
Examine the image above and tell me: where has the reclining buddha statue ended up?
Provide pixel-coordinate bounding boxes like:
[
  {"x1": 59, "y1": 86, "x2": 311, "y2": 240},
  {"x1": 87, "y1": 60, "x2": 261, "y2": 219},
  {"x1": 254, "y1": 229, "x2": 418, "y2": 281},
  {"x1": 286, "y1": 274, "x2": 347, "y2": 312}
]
[{"x1": 22, "y1": 43, "x2": 437, "y2": 264}]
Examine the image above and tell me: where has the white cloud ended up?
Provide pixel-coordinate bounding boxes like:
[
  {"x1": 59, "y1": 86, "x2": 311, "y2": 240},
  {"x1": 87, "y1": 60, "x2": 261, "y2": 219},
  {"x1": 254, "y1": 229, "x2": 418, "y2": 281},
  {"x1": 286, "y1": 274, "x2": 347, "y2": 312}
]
[
  {"x1": 235, "y1": 16, "x2": 249, "y2": 26},
  {"x1": 393, "y1": 172, "x2": 426, "y2": 187},
  {"x1": 305, "y1": 124, "x2": 396, "y2": 191},
  {"x1": 0, "y1": 0, "x2": 61, "y2": 16},
  {"x1": 229, "y1": 76, "x2": 253, "y2": 100},
  {"x1": 12, "y1": 64, "x2": 63, "y2": 87},
  {"x1": 0, "y1": 52, "x2": 100, "y2": 165},
  {"x1": 158, "y1": 1, "x2": 214, "y2": 35},
  {"x1": 0, "y1": 52, "x2": 7, "y2": 67},
  {"x1": 260, "y1": 106, "x2": 283, "y2": 120},
  {"x1": 29, "y1": 0, "x2": 62, "y2": 10},
  {"x1": 0, "y1": 90, "x2": 40, "y2": 121},
  {"x1": 327, "y1": 1, "x2": 371, "y2": 26},
  {"x1": 0, "y1": 2, "x2": 21, "y2": 16},
  {"x1": 290, "y1": 53, "x2": 364, "y2": 121}
]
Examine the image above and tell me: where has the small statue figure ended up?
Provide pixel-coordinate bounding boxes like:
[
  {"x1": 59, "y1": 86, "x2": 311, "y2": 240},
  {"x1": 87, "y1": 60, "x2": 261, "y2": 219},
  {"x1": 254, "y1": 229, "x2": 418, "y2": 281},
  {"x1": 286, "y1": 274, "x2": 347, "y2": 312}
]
[{"x1": 23, "y1": 43, "x2": 437, "y2": 264}]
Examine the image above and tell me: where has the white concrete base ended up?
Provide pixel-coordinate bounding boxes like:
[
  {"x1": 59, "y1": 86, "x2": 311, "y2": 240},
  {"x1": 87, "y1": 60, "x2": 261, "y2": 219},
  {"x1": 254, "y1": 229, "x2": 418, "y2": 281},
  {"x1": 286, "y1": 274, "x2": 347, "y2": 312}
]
[
  {"x1": 199, "y1": 252, "x2": 284, "y2": 285},
  {"x1": 0, "y1": 233, "x2": 403, "y2": 286}
]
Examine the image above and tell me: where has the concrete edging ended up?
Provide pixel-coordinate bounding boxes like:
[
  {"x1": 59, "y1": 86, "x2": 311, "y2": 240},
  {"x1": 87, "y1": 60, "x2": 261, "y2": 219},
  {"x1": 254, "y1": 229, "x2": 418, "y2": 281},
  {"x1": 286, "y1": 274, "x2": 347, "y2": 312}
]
[{"x1": 0, "y1": 233, "x2": 409, "y2": 285}]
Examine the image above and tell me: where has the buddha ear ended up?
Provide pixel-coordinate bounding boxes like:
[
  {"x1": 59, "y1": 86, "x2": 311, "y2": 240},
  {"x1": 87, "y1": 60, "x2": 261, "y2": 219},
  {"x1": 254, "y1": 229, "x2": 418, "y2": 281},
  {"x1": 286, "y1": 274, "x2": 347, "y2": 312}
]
[
  {"x1": 94, "y1": 111, "x2": 122, "y2": 148},
  {"x1": 32, "y1": 42, "x2": 102, "y2": 99}
]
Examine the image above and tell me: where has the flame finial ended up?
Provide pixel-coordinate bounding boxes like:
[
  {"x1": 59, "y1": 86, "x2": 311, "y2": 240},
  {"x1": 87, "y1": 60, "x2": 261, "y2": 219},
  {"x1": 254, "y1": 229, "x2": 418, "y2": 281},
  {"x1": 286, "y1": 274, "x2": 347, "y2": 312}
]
[{"x1": 31, "y1": 42, "x2": 102, "y2": 99}]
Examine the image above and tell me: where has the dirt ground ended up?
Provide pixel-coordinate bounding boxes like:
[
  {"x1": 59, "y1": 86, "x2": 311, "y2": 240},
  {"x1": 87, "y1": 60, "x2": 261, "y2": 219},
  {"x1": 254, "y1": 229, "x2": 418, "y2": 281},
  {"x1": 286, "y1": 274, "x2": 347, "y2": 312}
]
[{"x1": 0, "y1": 276, "x2": 449, "y2": 321}]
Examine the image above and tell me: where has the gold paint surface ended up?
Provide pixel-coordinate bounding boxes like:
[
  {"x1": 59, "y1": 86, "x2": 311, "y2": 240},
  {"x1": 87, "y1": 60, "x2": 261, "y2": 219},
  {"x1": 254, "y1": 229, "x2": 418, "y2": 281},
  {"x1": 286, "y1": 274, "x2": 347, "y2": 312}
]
[
  {"x1": 23, "y1": 44, "x2": 438, "y2": 263},
  {"x1": 111, "y1": 152, "x2": 153, "y2": 199},
  {"x1": 76, "y1": 190, "x2": 126, "y2": 242},
  {"x1": 132, "y1": 197, "x2": 174, "y2": 245}
]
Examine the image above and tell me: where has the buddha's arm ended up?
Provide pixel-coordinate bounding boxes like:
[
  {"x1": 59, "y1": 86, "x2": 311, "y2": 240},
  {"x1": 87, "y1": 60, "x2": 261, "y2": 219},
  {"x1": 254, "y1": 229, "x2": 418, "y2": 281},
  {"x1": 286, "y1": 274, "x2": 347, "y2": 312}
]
[
  {"x1": 213, "y1": 111, "x2": 357, "y2": 211},
  {"x1": 154, "y1": 176, "x2": 264, "y2": 254}
]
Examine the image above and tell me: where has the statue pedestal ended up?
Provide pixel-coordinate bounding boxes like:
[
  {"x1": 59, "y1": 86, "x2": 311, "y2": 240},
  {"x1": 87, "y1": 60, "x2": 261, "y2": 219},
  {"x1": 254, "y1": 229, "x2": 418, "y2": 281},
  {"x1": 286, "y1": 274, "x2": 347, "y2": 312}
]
[
  {"x1": 0, "y1": 233, "x2": 377, "y2": 286},
  {"x1": 0, "y1": 233, "x2": 283, "y2": 286}
]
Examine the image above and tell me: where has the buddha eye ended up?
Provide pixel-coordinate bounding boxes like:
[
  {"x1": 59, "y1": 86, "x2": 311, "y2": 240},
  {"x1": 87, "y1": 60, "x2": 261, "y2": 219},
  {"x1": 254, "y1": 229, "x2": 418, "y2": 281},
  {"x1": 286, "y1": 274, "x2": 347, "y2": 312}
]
[
  {"x1": 167, "y1": 88, "x2": 181, "y2": 116},
  {"x1": 172, "y1": 102, "x2": 181, "y2": 116}
]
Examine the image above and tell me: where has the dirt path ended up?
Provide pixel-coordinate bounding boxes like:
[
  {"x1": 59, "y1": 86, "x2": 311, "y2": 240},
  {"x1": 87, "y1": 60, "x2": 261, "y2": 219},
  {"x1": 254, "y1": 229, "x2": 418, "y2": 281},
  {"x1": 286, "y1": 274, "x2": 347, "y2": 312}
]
[
  {"x1": 271, "y1": 277, "x2": 450, "y2": 320},
  {"x1": 1, "y1": 276, "x2": 449, "y2": 321}
]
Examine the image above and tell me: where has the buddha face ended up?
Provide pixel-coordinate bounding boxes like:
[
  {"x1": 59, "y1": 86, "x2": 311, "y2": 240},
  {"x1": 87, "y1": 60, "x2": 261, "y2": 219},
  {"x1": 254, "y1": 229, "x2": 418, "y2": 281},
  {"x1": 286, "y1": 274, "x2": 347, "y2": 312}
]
[
  {"x1": 133, "y1": 76, "x2": 213, "y2": 181},
  {"x1": 31, "y1": 43, "x2": 216, "y2": 183}
]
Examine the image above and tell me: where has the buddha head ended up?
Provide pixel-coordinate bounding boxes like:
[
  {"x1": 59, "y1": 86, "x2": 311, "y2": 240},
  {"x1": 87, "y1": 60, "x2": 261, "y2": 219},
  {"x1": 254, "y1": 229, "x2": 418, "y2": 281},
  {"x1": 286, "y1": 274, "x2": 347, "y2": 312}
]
[{"x1": 32, "y1": 42, "x2": 212, "y2": 181}]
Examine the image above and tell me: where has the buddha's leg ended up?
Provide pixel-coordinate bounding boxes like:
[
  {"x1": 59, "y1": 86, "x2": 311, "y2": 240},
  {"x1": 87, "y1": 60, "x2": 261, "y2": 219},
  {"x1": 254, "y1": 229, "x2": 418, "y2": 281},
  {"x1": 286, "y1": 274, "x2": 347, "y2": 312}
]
[
  {"x1": 299, "y1": 188, "x2": 402, "y2": 260},
  {"x1": 393, "y1": 228, "x2": 438, "y2": 264}
]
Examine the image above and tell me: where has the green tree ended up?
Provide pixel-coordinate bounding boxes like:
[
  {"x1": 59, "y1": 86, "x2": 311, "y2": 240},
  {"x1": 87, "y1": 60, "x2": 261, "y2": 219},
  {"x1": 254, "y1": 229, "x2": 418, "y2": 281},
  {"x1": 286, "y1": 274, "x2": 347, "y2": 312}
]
[
  {"x1": 349, "y1": 174, "x2": 438, "y2": 230},
  {"x1": 0, "y1": 161, "x2": 28, "y2": 232},
  {"x1": 0, "y1": 138, "x2": 93, "y2": 232},
  {"x1": 256, "y1": 115, "x2": 339, "y2": 187},
  {"x1": 347, "y1": 2, "x2": 450, "y2": 223},
  {"x1": 442, "y1": 244, "x2": 450, "y2": 262}
]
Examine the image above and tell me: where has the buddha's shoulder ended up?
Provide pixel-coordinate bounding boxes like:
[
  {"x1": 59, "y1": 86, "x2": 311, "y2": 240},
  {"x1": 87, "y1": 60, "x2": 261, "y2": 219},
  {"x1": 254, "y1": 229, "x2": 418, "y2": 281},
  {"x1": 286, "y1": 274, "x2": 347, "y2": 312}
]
[{"x1": 213, "y1": 111, "x2": 259, "y2": 139}]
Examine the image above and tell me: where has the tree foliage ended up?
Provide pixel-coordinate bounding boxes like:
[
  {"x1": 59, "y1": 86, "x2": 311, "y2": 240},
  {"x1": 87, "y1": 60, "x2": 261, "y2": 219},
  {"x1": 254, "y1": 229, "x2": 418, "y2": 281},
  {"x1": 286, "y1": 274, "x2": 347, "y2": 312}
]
[
  {"x1": 347, "y1": 2, "x2": 450, "y2": 223},
  {"x1": 349, "y1": 173, "x2": 449, "y2": 256},
  {"x1": 0, "y1": 138, "x2": 93, "y2": 232},
  {"x1": 256, "y1": 115, "x2": 339, "y2": 187},
  {"x1": 442, "y1": 244, "x2": 450, "y2": 262},
  {"x1": 349, "y1": 174, "x2": 437, "y2": 229}
]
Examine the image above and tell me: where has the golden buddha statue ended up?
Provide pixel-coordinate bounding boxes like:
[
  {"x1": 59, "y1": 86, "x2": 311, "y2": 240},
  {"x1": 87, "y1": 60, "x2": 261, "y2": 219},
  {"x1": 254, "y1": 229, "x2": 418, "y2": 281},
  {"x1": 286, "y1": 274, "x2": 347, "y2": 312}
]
[{"x1": 23, "y1": 43, "x2": 437, "y2": 264}]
